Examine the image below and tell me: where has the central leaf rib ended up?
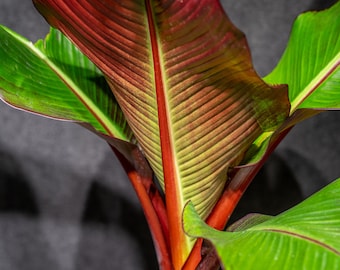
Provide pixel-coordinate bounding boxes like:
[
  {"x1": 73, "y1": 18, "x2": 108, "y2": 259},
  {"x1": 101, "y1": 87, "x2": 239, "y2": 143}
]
[{"x1": 145, "y1": 1, "x2": 188, "y2": 268}]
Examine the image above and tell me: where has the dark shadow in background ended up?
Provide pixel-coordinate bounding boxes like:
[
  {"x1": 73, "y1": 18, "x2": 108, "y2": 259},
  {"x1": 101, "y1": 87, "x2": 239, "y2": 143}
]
[
  {"x1": 0, "y1": 147, "x2": 158, "y2": 269},
  {"x1": 310, "y1": 0, "x2": 338, "y2": 10},
  {"x1": 281, "y1": 148, "x2": 326, "y2": 197},
  {"x1": 0, "y1": 149, "x2": 38, "y2": 216},
  {"x1": 0, "y1": 149, "x2": 57, "y2": 270},
  {"x1": 79, "y1": 181, "x2": 158, "y2": 270}
]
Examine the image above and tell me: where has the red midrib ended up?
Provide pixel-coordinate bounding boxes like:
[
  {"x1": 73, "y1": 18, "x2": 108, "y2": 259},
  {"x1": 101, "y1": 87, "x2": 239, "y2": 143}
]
[{"x1": 145, "y1": 1, "x2": 186, "y2": 268}]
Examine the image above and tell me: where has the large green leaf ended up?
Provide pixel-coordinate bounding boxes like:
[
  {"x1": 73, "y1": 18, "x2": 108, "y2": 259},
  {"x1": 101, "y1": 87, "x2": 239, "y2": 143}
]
[
  {"x1": 184, "y1": 178, "x2": 340, "y2": 269},
  {"x1": 242, "y1": 2, "x2": 340, "y2": 165},
  {"x1": 264, "y1": 1, "x2": 340, "y2": 113},
  {"x1": 0, "y1": 26, "x2": 134, "y2": 142},
  {"x1": 32, "y1": 0, "x2": 289, "y2": 265}
]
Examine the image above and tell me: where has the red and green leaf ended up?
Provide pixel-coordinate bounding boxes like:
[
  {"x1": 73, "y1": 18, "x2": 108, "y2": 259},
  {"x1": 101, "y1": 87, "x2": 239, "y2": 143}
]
[
  {"x1": 33, "y1": 0, "x2": 289, "y2": 267},
  {"x1": 190, "y1": 3, "x2": 340, "y2": 267}
]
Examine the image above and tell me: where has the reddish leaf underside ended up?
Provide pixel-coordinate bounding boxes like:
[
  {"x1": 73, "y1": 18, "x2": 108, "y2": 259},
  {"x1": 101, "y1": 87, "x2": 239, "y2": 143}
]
[{"x1": 33, "y1": 0, "x2": 289, "y2": 268}]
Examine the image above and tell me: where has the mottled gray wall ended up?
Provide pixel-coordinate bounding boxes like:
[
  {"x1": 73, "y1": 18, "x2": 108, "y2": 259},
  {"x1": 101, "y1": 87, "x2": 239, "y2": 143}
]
[{"x1": 0, "y1": 1, "x2": 339, "y2": 269}]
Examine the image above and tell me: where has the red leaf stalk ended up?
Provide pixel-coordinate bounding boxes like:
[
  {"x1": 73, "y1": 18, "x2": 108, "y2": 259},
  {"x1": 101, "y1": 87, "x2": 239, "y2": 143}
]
[{"x1": 112, "y1": 147, "x2": 172, "y2": 270}]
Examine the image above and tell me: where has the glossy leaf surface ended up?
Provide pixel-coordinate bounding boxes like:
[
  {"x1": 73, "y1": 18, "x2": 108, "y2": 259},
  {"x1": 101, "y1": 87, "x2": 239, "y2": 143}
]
[
  {"x1": 33, "y1": 1, "x2": 289, "y2": 265},
  {"x1": 0, "y1": 26, "x2": 134, "y2": 141},
  {"x1": 265, "y1": 2, "x2": 340, "y2": 113},
  {"x1": 184, "y1": 178, "x2": 340, "y2": 269}
]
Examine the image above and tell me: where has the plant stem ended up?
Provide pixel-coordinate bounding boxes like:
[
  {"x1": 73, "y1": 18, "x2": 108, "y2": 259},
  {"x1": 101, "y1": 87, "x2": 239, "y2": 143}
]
[
  {"x1": 207, "y1": 127, "x2": 292, "y2": 230},
  {"x1": 184, "y1": 127, "x2": 292, "y2": 268},
  {"x1": 182, "y1": 239, "x2": 203, "y2": 270},
  {"x1": 112, "y1": 147, "x2": 173, "y2": 270}
]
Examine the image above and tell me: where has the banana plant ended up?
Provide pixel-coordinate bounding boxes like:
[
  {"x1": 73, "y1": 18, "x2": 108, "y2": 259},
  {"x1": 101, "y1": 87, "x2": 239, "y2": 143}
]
[{"x1": 0, "y1": 0, "x2": 339, "y2": 269}]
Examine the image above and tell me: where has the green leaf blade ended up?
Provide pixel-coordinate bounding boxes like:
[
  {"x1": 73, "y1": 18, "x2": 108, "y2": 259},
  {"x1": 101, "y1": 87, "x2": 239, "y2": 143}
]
[
  {"x1": 0, "y1": 26, "x2": 134, "y2": 142},
  {"x1": 184, "y1": 179, "x2": 340, "y2": 269},
  {"x1": 264, "y1": 2, "x2": 340, "y2": 113},
  {"x1": 299, "y1": 64, "x2": 340, "y2": 109}
]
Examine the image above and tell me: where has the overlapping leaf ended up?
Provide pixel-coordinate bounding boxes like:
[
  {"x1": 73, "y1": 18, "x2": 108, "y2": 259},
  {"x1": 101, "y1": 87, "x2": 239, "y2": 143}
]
[
  {"x1": 0, "y1": 26, "x2": 134, "y2": 142},
  {"x1": 32, "y1": 0, "x2": 289, "y2": 264},
  {"x1": 184, "y1": 178, "x2": 340, "y2": 269},
  {"x1": 265, "y1": 1, "x2": 340, "y2": 113}
]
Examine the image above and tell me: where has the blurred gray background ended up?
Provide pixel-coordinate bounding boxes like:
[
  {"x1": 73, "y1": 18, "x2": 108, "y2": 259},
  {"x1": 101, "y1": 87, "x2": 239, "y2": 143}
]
[{"x1": 0, "y1": 0, "x2": 339, "y2": 269}]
